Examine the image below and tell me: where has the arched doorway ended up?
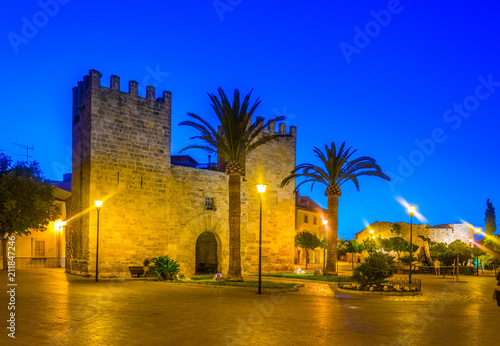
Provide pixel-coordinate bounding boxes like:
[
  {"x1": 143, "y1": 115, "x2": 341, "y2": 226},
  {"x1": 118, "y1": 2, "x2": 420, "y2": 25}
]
[{"x1": 195, "y1": 231, "x2": 218, "y2": 274}]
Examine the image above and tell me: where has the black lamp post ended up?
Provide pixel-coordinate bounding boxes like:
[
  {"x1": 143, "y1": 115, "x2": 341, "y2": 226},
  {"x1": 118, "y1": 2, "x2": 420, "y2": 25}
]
[
  {"x1": 55, "y1": 220, "x2": 66, "y2": 268},
  {"x1": 256, "y1": 185, "x2": 267, "y2": 294},
  {"x1": 94, "y1": 200, "x2": 103, "y2": 282},
  {"x1": 475, "y1": 227, "x2": 481, "y2": 275},
  {"x1": 408, "y1": 206, "x2": 416, "y2": 284},
  {"x1": 322, "y1": 219, "x2": 328, "y2": 274}
]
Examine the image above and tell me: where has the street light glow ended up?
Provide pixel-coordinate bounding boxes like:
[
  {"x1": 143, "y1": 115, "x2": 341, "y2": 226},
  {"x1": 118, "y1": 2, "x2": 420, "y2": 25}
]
[
  {"x1": 475, "y1": 227, "x2": 481, "y2": 234},
  {"x1": 256, "y1": 184, "x2": 267, "y2": 194},
  {"x1": 94, "y1": 200, "x2": 103, "y2": 208},
  {"x1": 54, "y1": 220, "x2": 64, "y2": 232},
  {"x1": 322, "y1": 219, "x2": 328, "y2": 226},
  {"x1": 408, "y1": 206, "x2": 416, "y2": 216},
  {"x1": 369, "y1": 229, "x2": 374, "y2": 234}
]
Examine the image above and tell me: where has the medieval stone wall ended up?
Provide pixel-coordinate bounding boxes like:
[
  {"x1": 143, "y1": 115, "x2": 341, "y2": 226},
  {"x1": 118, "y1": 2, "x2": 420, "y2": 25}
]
[
  {"x1": 68, "y1": 70, "x2": 297, "y2": 277},
  {"x1": 242, "y1": 125, "x2": 297, "y2": 272}
]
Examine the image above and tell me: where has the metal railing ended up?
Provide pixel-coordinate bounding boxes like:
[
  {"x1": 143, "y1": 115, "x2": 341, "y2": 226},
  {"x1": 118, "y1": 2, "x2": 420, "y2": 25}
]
[{"x1": 195, "y1": 163, "x2": 218, "y2": 170}]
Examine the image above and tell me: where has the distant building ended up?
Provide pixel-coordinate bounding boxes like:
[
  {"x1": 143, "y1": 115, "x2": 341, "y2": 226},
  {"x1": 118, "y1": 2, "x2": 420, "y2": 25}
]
[
  {"x1": 294, "y1": 192, "x2": 328, "y2": 266},
  {"x1": 355, "y1": 221, "x2": 476, "y2": 246},
  {"x1": 171, "y1": 155, "x2": 198, "y2": 168},
  {"x1": 0, "y1": 174, "x2": 71, "y2": 269}
]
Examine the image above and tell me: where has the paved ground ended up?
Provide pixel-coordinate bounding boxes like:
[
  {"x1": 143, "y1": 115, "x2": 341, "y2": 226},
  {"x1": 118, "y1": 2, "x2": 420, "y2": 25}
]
[{"x1": 0, "y1": 267, "x2": 498, "y2": 345}]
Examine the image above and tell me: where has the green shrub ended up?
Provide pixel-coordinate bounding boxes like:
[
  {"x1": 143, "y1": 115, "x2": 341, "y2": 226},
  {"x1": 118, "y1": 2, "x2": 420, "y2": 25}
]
[
  {"x1": 149, "y1": 255, "x2": 180, "y2": 280},
  {"x1": 353, "y1": 252, "x2": 394, "y2": 285},
  {"x1": 459, "y1": 266, "x2": 476, "y2": 275},
  {"x1": 399, "y1": 254, "x2": 418, "y2": 264}
]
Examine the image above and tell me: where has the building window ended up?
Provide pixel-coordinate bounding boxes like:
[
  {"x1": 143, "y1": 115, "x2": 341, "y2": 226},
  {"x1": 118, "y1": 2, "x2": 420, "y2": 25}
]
[
  {"x1": 34, "y1": 240, "x2": 46, "y2": 258},
  {"x1": 205, "y1": 198, "x2": 214, "y2": 210},
  {"x1": 304, "y1": 215, "x2": 308, "y2": 223},
  {"x1": 313, "y1": 216, "x2": 317, "y2": 225}
]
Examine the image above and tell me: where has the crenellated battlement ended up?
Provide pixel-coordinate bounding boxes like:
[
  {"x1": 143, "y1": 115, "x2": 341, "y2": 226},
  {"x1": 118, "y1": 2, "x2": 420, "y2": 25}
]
[
  {"x1": 258, "y1": 119, "x2": 297, "y2": 137},
  {"x1": 72, "y1": 69, "x2": 172, "y2": 106}
]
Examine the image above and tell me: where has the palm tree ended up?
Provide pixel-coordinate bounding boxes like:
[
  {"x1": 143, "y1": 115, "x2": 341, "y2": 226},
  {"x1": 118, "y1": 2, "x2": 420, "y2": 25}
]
[
  {"x1": 180, "y1": 88, "x2": 284, "y2": 281},
  {"x1": 281, "y1": 142, "x2": 390, "y2": 275}
]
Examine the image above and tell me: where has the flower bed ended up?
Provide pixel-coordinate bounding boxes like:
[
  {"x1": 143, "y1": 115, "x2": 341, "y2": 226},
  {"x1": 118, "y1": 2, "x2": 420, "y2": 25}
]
[
  {"x1": 339, "y1": 283, "x2": 419, "y2": 292},
  {"x1": 337, "y1": 279, "x2": 422, "y2": 295}
]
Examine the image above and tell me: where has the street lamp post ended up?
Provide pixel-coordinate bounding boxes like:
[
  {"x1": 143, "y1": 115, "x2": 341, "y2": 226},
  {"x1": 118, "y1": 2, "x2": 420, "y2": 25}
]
[
  {"x1": 54, "y1": 221, "x2": 66, "y2": 268},
  {"x1": 94, "y1": 200, "x2": 103, "y2": 282},
  {"x1": 256, "y1": 185, "x2": 267, "y2": 294},
  {"x1": 475, "y1": 227, "x2": 481, "y2": 275},
  {"x1": 408, "y1": 206, "x2": 416, "y2": 284},
  {"x1": 322, "y1": 219, "x2": 328, "y2": 274}
]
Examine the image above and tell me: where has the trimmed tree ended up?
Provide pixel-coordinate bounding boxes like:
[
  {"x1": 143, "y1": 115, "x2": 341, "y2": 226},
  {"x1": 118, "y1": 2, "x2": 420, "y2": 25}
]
[
  {"x1": 295, "y1": 231, "x2": 321, "y2": 269},
  {"x1": 345, "y1": 239, "x2": 364, "y2": 270},
  {"x1": 449, "y1": 240, "x2": 473, "y2": 266},
  {"x1": 281, "y1": 142, "x2": 390, "y2": 275},
  {"x1": 0, "y1": 154, "x2": 59, "y2": 270},
  {"x1": 180, "y1": 88, "x2": 284, "y2": 281},
  {"x1": 363, "y1": 237, "x2": 378, "y2": 255},
  {"x1": 430, "y1": 241, "x2": 455, "y2": 266}
]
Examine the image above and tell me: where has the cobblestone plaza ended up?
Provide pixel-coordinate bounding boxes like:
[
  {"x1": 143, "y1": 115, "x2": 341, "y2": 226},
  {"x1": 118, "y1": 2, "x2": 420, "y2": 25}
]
[{"x1": 1, "y1": 267, "x2": 498, "y2": 345}]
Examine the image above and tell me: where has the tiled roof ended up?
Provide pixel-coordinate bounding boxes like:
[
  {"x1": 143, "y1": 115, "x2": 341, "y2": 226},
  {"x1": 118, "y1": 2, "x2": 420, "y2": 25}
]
[{"x1": 295, "y1": 192, "x2": 327, "y2": 213}]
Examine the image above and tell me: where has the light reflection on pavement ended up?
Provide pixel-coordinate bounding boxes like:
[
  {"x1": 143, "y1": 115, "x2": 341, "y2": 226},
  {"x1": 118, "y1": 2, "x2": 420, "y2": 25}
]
[{"x1": 1, "y1": 269, "x2": 499, "y2": 346}]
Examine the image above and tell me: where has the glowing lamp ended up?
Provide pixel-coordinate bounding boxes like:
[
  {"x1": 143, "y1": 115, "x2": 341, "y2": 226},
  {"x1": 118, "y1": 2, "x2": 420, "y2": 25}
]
[
  {"x1": 322, "y1": 219, "x2": 328, "y2": 226},
  {"x1": 469, "y1": 238, "x2": 474, "y2": 243},
  {"x1": 94, "y1": 200, "x2": 103, "y2": 209},
  {"x1": 408, "y1": 206, "x2": 416, "y2": 216},
  {"x1": 369, "y1": 229, "x2": 374, "y2": 234},
  {"x1": 474, "y1": 228, "x2": 481, "y2": 234},
  {"x1": 372, "y1": 235, "x2": 375, "y2": 239},
  {"x1": 54, "y1": 220, "x2": 63, "y2": 232},
  {"x1": 256, "y1": 184, "x2": 267, "y2": 194}
]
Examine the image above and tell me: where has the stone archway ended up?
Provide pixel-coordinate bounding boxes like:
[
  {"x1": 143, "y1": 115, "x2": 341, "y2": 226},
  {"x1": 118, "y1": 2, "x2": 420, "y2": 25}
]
[
  {"x1": 177, "y1": 214, "x2": 228, "y2": 275},
  {"x1": 195, "y1": 231, "x2": 219, "y2": 274}
]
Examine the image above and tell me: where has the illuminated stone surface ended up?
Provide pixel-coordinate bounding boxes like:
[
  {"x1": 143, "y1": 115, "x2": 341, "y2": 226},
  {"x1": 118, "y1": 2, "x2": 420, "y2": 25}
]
[{"x1": 68, "y1": 71, "x2": 297, "y2": 277}]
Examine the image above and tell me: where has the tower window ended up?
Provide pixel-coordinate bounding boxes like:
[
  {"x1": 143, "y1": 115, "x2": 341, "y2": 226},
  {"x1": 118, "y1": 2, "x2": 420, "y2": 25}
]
[{"x1": 205, "y1": 198, "x2": 214, "y2": 210}]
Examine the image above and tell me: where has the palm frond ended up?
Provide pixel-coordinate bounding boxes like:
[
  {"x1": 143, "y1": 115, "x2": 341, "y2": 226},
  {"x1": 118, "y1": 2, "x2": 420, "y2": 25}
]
[
  {"x1": 281, "y1": 141, "x2": 390, "y2": 194},
  {"x1": 179, "y1": 88, "x2": 284, "y2": 165}
]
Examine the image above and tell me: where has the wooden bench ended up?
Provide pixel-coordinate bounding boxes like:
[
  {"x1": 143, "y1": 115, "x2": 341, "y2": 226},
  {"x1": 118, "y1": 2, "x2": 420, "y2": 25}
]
[{"x1": 129, "y1": 266, "x2": 145, "y2": 277}]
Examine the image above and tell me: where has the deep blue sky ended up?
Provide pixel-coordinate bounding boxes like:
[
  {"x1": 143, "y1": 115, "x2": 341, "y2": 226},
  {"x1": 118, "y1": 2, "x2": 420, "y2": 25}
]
[{"x1": 1, "y1": 1, "x2": 499, "y2": 239}]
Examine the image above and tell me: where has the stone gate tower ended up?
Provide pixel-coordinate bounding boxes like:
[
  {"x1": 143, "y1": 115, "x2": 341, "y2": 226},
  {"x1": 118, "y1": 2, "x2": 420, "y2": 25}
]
[{"x1": 67, "y1": 70, "x2": 297, "y2": 277}]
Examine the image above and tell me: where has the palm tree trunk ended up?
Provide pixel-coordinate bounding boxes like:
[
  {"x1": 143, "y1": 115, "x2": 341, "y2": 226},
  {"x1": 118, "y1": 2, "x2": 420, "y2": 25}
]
[
  {"x1": 325, "y1": 195, "x2": 339, "y2": 275},
  {"x1": 305, "y1": 249, "x2": 308, "y2": 269},
  {"x1": 226, "y1": 172, "x2": 243, "y2": 281}
]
